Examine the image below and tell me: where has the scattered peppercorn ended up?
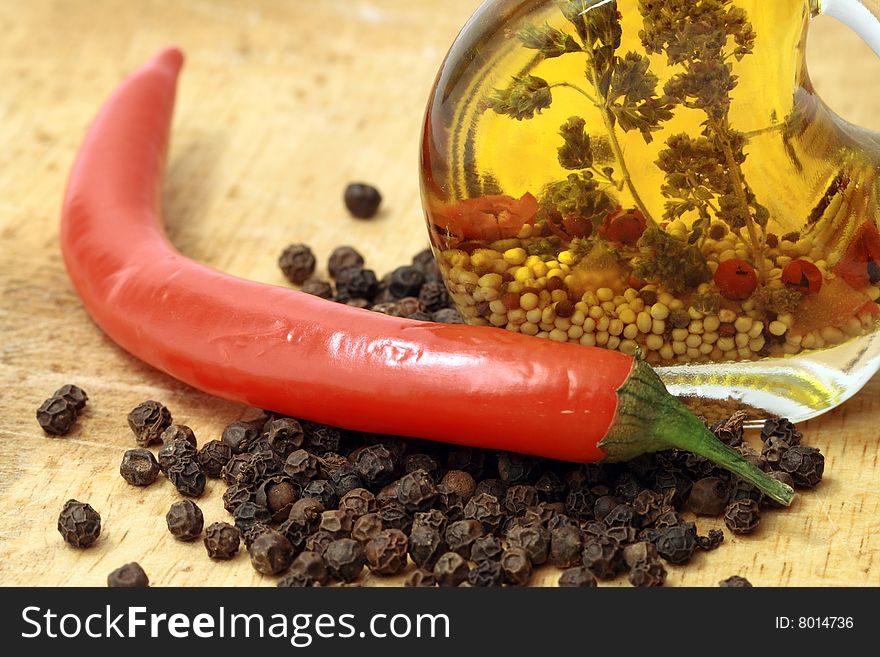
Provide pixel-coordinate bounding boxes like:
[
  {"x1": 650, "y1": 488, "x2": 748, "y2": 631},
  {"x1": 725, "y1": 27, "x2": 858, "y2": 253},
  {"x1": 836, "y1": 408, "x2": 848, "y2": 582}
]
[
  {"x1": 256, "y1": 478, "x2": 299, "y2": 522},
  {"x1": 550, "y1": 525, "x2": 584, "y2": 568},
  {"x1": 433, "y1": 552, "x2": 470, "y2": 587},
  {"x1": 779, "y1": 445, "x2": 824, "y2": 487},
  {"x1": 628, "y1": 558, "x2": 667, "y2": 587},
  {"x1": 405, "y1": 570, "x2": 437, "y2": 588},
  {"x1": 166, "y1": 499, "x2": 204, "y2": 541},
  {"x1": 160, "y1": 424, "x2": 197, "y2": 447},
  {"x1": 366, "y1": 529, "x2": 409, "y2": 576},
  {"x1": 319, "y1": 509, "x2": 354, "y2": 538},
  {"x1": 335, "y1": 266, "x2": 379, "y2": 300},
  {"x1": 54, "y1": 384, "x2": 88, "y2": 411},
  {"x1": 344, "y1": 183, "x2": 382, "y2": 219},
  {"x1": 467, "y1": 559, "x2": 504, "y2": 587},
  {"x1": 265, "y1": 418, "x2": 304, "y2": 459},
  {"x1": 221, "y1": 420, "x2": 260, "y2": 454},
  {"x1": 302, "y1": 479, "x2": 338, "y2": 509},
  {"x1": 507, "y1": 523, "x2": 550, "y2": 565},
  {"x1": 655, "y1": 524, "x2": 697, "y2": 564},
  {"x1": 500, "y1": 547, "x2": 533, "y2": 586},
  {"x1": 719, "y1": 575, "x2": 753, "y2": 587},
  {"x1": 204, "y1": 522, "x2": 240, "y2": 559},
  {"x1": 127, "y1": 400, "x2": 172, "y2": 447},
  {"x1": 119, "y1": 448, "x2": 160, "y2": 486},
  {"x1": 157, "y1": 437, "x2": 198, "y2": 473},
  {"x1": 724, "y1": 499, "x2": 761, "y2": 534},
  {"x1": 325, "y1": 538, "x2": 366, "y2": 582},
  {"x1": 167, "y1": 458, "x2": 206, "y2": 498},
  {"x1": 277, "y1": 551, "x2": 328, "y2": 587},
  {"x1": 57, "y1": 499, "x2": 101, "y2": 548},
  {"x1": 198, "y1": 440, "x2": 233, "y2": 478},
  {"x1": 397, "y1": 469, "x2": 438, "y2": 511},
  {"x1": 233, "y1": 501, "x2": 273, "y2": 533},
  {"x1": 107, "y1": 563, "x2": 149, "y2": 588},
  {"x1": 249, "y1": 529, "x2": 295, "y2": 575},
  {"x1": 278, "y1": 244, "x2": 316, "y2": 285},
  {"x1": 36, "y1": 396, "x2": 78, "y2": 436},
  {"x1": 304, "y1": 530, "x2": 335, "y2": 556},
  {"x1": 352, "y1": 512, "x2": 384, "y2": 544},
  {"x1": 558, "y1": 566, "x2": 598, "y2": 587},
  {"x1": 328, "y1": 246, "x2": 365, "y2": 277},
  {"x1": 687, "y1": 477, "x2": 730, "y2": 516}
]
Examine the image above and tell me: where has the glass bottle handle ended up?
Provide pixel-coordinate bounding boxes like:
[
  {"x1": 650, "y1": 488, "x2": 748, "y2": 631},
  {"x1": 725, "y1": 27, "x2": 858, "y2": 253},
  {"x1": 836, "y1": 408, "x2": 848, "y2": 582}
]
[{"x1": 816, "y1": 0, "x2": 880, "y2": 56}]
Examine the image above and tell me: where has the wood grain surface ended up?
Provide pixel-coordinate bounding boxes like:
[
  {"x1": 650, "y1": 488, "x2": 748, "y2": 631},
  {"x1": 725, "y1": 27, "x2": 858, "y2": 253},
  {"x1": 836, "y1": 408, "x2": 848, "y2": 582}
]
[{"x1": 1, "y1": 0, "x2": 879, "y2": 587}]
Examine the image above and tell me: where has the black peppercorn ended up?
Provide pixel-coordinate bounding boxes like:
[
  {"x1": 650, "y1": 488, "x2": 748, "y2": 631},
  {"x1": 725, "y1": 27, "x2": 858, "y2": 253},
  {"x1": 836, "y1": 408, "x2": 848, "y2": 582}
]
[
  {"x1": 593, "y1": 495, "x2": 621, "y2": 522},
  {"x1": 582, "y1": 536, "x2": 625, "y2": 579},
  {"x1": 623, "y1": 541, "x2": 659, "y2": 568},
  {"x1": 534, "y1": 470, "x2": 566, "y2": 502},
  {"x1": 432, "y1": 308, "x2": 463, "y2": 324},
  {"x1": 344, "y1": 183, "x2": 382, "y2": 219},
  {"x1": 221, "y1": 453, "x2": 252, "y2": 485},
  {"x1": 302, "y1": 479, "x2": 338, "y2": 509},
  {"x1": 418, "y1": 281, "x2": 449, "y2": 313},
  {"x1": 160, "y1": 424, "x2": 197, "y2": 448},
  {"x1": 687, "y1": 477, "x2": 730, "y2": 516},
  {"x1": 408, "y1": 525, "x2": 445, "y2": 569},
  {"x1": 328, "y1": 246, "x2": 365, "y2": 278},
  {"x1": 289, "y1": 496, "x2": 324, "y2": 524},
  {"x1": 301, "y1": 278, "x2": 334, "y2": 299},
  {"x1": 505, "y1": 485, "x2": 539, "y2": 516},
  {"x1": 319, "y1": 509, "x2": 353, "y2": 538},
  {"x1": 467, "y1": 559, "x2": 504, "y2": 587},
  {"x1": 507, "y1": 523, "x2": 549, "y2": 565},
  {"x1": 277, "y1": 551, "x2": 328, "y2": 587},
  {"x1": 167, "y1": 458, "x2": 206, "y2": 498},
  {"x1": 203, "y1": 522, "x2": 240, "y2": 559},
  {"x1": 157, "y1": 437, "x2": 197, "y2": 473},
  {"x1": 719, "y1": 575, "x2": 753, "y2": 587},
  {"x1": 278, "y1": 244, "x2": 316, "y2": 285},
  {"x1": 433, "y1": 552, "x2": 470, "y2": 587},
  {"x1": 249, "y1": 529, "x2": 295, "y2": 575},
  {"x1": 761, "y1": 436, "x2": 791, "y2": 466},
  {"x1": 412, "y1": 508, "x2": 448, "y2": 535},
  {"x1": 119, "y1": 448, "x2": 160, "y2": 486},
  {"x1": 779, "y1": 445, "x2": 824, "y2": 487},
  {"x1": 397, "y1": 469, "x2": 438, "y2": 512},
  {"x1": 166, "y1": 499, "x2": 204, "y2": 541},
  {"x1": 57, "y1": 499, "x2": 101, "y2": 548},
  {"x1": 500, "y1": 547, "x2": 533, "y2": 587},
  {"x1": 36, "y1": 396, "x2": 78, "y2": 436},
  {"x1": 353, "y1": 444, "x2": 396, "y2": 486},
  {"x1": 628, "y1": 558, "x2": 667, "y2": 587},
  {"x1": 565, "y1": 487, "x2": 596, "y2": 519},
  {"x1": 303, "y1": 530, "x2": 334, "y2": 557},
  {"x1": 604, "y1": 503, "x2": 638, "y2": 528},
  {"x1": 325, "y1": 538, "x2": 366, "y2": 582},
  {"x1": 255, "y1": 477, "x2": 299, "y2": 522},
  {"x1": 444, "y1": 519, "x2": 484, "y2": 559},
  {"x1": 264, "y1": 418, "x2": 304, "y2": 459},
  {"x1": 377, "y1": 501, "x2": 412, "y2": 534},
  {"x1": 107, "y1": 563, "x2": 149, "y2": 588},
  {"x1": 558, "y1": 566, "x2": 597, "y2": 588},
  {"x1": 550, "y1": 525, "x2": 584, "y2": 568},
  {"x1": 54, "y1": 384, "x2": 88, "y2": 412},
  {"x1": 339, "y1": 488, "x2": 378, "y2": 520},
  {"x1": 365, "y1": 528, "x2": 409, "y2": 576},
  {"x1": 761, "y1": 417, "x2": 802, "y2": 446},
  {"x1": 127, "y1": 400, "x2": 172, "y2": 447},
  {"x1": 222, "y1": 482, "x2": 254, "y2": 513},
  {"x1": 388, "y1": 266, "x2": 426, "y2": 299},
  {"x1": 233, "y1": 502, "x2": 273, "y2": 533},
  {"x1": 221, "y1": 420, "x2": 260, "y2": 454},
  {"x1": 405, "y1": 570, "x2": 437, "y2": 587},
  {"x1": 198, "y1": 440, "x2": 233, "y2": 478},
  {"x1": 463, "y1": 493, "x2": 505, "y2": 534},
  {"x1": 284, "y1": 449, "x2": 320, "y2": 485},
  {"x1": 328, "y1": 465, "x2": 364, "y2": 498},
  {"x1": 655, "y1": 525, "x2": 697, "y2": 564},
  {"x1": 470, "y1": 535, "x2": 503, "y2": 563},
  {"x1": 497, "y1": 452, "x2": 537, "y2": 485},
  {"x1": 696, "y1": 528, "x2": 725, "y2": 551},
  {"x1": 723, "y1": 499, "x2": 761, "y2": 535},
  {"x1": 352, "y1": 512, "x2": 384, "y2": 544},
  {"x1": 440, "y1": 470, "x2": 476, "y2": 501},
  {"x1": 335, "y1": 266, "x2": 379, "y2": 301},
  {"x1": 242, "y1": 523, "x2": 272, "y2": 550}
]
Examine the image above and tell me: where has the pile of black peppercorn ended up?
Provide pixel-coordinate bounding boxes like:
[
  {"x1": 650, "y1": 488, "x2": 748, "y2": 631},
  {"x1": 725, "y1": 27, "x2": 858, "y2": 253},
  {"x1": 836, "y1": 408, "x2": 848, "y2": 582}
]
[{"x1": 277, "y1": 243, "x2": 463, "y2": 326}]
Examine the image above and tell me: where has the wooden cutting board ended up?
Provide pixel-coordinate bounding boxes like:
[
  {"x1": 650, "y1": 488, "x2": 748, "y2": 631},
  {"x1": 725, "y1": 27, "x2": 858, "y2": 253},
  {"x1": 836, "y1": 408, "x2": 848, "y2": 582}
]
[{"x1": 1, "y1": 0, "x2": 878, "y2": 587}]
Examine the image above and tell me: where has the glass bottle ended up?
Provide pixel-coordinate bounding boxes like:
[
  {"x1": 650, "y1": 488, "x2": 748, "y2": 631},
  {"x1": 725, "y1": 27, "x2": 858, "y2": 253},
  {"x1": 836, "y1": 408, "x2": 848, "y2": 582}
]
[{"x1": 420, "y1": 0, "x2": 880, "y2": 421}]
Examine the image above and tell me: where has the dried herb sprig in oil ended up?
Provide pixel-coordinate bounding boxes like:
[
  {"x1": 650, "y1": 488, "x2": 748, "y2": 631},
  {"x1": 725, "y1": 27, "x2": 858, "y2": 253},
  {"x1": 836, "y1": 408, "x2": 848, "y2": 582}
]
[
  {"x1": 639, "y1": 0, "x2": 770, "y2": 280},
  {"x1": 488, "y1": 0, "x2": 674, "y2": 226}
]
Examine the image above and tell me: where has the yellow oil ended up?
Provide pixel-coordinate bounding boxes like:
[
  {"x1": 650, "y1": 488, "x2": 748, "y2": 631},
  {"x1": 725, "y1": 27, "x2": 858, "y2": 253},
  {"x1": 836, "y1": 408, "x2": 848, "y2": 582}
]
[{"x1": 421, "y1": 0, "x2": 880, "y2": 370}]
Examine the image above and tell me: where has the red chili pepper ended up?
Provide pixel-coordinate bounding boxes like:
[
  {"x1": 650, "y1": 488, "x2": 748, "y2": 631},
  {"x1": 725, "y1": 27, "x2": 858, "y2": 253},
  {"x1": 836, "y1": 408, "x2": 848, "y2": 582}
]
[
  {"x1": 781, "y1": 259, "x2": 823, "y2": 295},
  {"x1": 834, "y1": 221, "x2": 880, "y2": 288},
  {"x1": 59, "y1": 49, "x2": 792, "y2": 505},
  {"x1": 714, "y1": 258, "x2": 758, "y2": 301}
]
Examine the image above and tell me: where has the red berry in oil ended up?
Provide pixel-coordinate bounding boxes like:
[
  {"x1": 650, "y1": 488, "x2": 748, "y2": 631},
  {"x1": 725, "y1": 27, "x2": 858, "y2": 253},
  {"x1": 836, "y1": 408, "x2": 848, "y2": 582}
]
[
  {"x1": 781, "y1": 259, "x2": 822, "y2": 295},
  {"x1": 714, "y1": 259, "x2": 757, "y2": 301},
  {"x1": 603, "y1": 208, "x2": 646, "y2": 245}
]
